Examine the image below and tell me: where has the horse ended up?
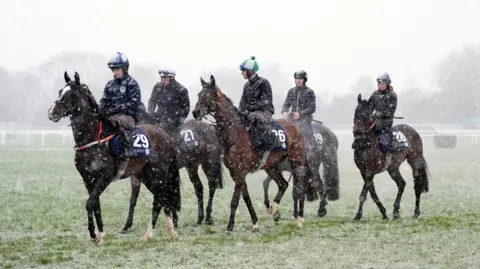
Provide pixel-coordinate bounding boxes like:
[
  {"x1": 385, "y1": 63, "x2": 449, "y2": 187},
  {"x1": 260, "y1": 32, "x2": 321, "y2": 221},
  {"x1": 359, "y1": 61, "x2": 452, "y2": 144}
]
[
  {"x1": 192, "y1": 75, "x2": 309, "y2": 232},
  {"x1": 263, "y1": 119, "x2": 340, "y2": 219},
  {"x1": 352, "y1": 93, "x2": 429, "y2": 220},
  {"x1": 47, "y1": 71, "x2": 181, "y2": 243},
  {"x1": 121, "y1": 118, "x2": 224, "y2": 233}
]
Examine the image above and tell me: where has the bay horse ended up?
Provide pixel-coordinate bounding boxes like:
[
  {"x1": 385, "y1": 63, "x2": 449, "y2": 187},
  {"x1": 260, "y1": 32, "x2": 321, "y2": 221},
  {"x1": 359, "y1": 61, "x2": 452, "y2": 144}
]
[
  {"x1": 192, "y1": 75, "x2": 308, "y2": 232},
  {"x1": 263, "y1": 119, "x2": 340, "y2": 219},
  {"x1": 47, "y1": 71, "x2": 181, "y2": 243},
  {"x1": 352, "y1": 94, "x2": 429, "y2": 220},
  {"x1": 121, "y1": 118, "x2": 224, "y2": 233}
]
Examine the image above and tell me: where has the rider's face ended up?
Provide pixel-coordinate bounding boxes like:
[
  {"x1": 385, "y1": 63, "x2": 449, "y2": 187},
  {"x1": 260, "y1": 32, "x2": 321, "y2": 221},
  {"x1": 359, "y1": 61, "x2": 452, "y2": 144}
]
[
  {"x1": 161, "y1": 76, "x2": 171, "y2": 86},
  {"x1": 378, "y1": 82, "x2": 388, "y2": 91},
  {"x1": 295, "y1": 78, "x2": 304, "y2": 87},
  {"x1": 111, "y1": 68, "x2": 124, "y2": 79},
  {"x1": 241, "y1": 70, "x2": 248, "y2": 79}
]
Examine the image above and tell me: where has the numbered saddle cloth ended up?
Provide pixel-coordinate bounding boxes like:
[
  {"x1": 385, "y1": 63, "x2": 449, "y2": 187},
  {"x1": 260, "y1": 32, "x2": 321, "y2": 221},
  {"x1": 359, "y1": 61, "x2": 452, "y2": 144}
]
[
  {"x1": 250, "y1": 121, "x2": 289, "y2": 152},
  {"x1": 108, "y1": 128, "x2": 153, "y2": 157},
  {"x1": 176, "y1": 128, "x2": 200, "y2": 153},
  {"x1": 380, "y1": 125, "x2": 409, "y2": 153}
]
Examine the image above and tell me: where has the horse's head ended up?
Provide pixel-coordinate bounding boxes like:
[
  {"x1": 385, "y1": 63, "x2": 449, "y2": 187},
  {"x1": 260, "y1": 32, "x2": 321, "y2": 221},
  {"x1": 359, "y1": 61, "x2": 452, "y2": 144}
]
[
  {"x1": 192, "y1": 75, "x2": 220, "y2": 120},
  {"x1": 352, "y1": 94, "x2": 374, "y2": 148},
  {"x1": 47, "y1": 71, "x2": 98, "y2": 122}
]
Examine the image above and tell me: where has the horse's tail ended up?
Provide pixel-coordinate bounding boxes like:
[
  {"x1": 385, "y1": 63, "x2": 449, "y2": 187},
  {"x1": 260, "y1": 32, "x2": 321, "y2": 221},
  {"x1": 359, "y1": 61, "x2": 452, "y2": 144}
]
[
  {"x1": 324, "y1": 147, "x2": 340, "y2": 201},
  {"x1": 168, "y1": 155, "x2": 182, "y2": 212},
  {"x1": 415, "y1": 155, "x2": 430, "y2": 193}
]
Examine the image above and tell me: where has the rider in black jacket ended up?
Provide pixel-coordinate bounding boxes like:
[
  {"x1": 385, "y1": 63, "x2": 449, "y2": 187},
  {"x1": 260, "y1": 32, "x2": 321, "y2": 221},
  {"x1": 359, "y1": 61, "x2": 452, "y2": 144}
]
[
  {"x1": 148, "y1": 69, "x2": 190, "y2": 136},
  {"x1": 281, "y1": 70, "x2": 318, "y2": 155}
]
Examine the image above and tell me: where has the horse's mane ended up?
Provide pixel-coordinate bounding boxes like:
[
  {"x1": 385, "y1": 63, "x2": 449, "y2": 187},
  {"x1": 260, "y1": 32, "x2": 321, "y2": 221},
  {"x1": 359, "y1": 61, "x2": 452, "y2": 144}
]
[{"x1": 77, "y1": 83, "x2": 99, "y2": 112}]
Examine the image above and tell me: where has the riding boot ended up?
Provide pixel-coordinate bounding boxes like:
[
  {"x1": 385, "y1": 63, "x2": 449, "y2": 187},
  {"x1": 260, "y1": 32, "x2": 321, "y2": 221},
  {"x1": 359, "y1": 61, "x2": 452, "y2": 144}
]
[{"x1": 115, "y1": 123, "x2": 136, "y2": 158}]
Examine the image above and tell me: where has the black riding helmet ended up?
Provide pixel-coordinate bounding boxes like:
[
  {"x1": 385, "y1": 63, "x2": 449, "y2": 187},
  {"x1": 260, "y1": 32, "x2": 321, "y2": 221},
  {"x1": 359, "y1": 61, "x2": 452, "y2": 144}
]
[{"x1": 294, "y1": 70, "x2": 308, "y2": 83}]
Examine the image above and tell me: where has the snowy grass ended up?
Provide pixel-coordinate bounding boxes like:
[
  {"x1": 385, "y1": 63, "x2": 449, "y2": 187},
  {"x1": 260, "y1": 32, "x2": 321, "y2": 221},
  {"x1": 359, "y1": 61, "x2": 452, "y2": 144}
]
[{"x1": 1, "y1": 136, "x2": 479, "y2": 268}]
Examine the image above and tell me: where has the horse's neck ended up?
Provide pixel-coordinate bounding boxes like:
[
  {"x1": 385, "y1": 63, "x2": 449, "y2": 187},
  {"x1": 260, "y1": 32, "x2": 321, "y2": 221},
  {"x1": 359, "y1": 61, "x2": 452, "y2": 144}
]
[
  {"x1": 213, "y1": 98, "x2": 244, "y2": 150},
  {"x1": 69, "y1": 112, "x2": 103, "y2": 146}
]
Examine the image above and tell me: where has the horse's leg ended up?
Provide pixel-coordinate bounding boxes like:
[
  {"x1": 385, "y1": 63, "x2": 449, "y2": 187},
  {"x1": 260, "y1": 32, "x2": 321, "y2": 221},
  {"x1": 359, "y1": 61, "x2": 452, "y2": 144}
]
[
  {"x1": 186, "y1": 165, "x2": 204, "y2": 225},
  {"x1": 265, "y1": 167, "x2": 288, "y2": 222},
  {"x1": 143, "y1": 195, "x2": 162, "y2": 241},
  {"x1": 263, "y1": 176, "x2": 273, "y2": 213},
  {"x1": 354, "y1": 172, "x2": 373, "y2": 221},
  {"x1": 164, "y1": 208, "x2": 179, "y2": 240},
  {"x1": 121, "y1": 176, "x2": 142, "y2": 233},
  {"x1": 387, "y1": 167, "x2": 406, "y2": 219},
  {"x1": 85, "y1": 177, "x2": 110, "y2": 243},
  {"x1": 291, "y1": 164, "x2": 306, "y2": 228},
  {"x1": 240, "y1": 180, "x2": 260, "y2": 232},
  {"x1": 226, "y1": 172, "x2": 246, "y2": 233},
  {"x1": 368, "y1": 181, "x2": 389, "y2": 220},
  {"x1": 85, "y1": 183, "x2": 96, "y2": 240},
  {"x1": 203, "y1": 163, "x2": 220, "y2": 225},
  {"x1": 313, "y1": 161, "x2": 328, "y2": 218}
]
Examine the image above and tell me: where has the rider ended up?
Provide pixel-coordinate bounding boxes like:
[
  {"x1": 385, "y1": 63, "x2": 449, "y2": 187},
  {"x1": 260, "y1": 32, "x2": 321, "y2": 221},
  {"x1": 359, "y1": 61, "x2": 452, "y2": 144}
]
[
  {"x1": 148, "y1": 68, "x2": 190, "y2": 136},
  {"x1": 238, "y1": 56, "x2": 276, "y2": 152},
  {"x1": 368, "y1": 72, "x2": 398, "y2": 153},
  {"x1": 281, "y1": 70, "x2": 318, "y2": 155},
  {"x1": 99, "y1": 52, "x2": 141, "y2": 157}
]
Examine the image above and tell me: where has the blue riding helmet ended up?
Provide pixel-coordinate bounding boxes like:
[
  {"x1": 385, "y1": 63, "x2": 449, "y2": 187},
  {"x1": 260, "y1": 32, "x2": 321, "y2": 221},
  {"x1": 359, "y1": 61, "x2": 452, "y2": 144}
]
[
  {"x1": 376, "y1": 72, "x2": 391, "y2": 84},
  {"x1": 108, "y1": 52, "x2": 130, "y2": 70}
]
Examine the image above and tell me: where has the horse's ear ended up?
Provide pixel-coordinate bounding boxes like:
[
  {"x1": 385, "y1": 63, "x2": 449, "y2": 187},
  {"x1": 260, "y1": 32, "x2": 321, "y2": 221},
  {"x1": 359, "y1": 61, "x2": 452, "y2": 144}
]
[
  {"x1": 210, "y1": 75, "x2": 216, "y2": 86},
  {"x1": 64, "y1": 71, "x2": 71, "y2": 83},
  {"x1": 200, "y1": 77, "x2": 206, "y2": 87},
  {"x1": 74, "y1": 72, "x2": 80, "y2": 85},
  {"x1": 357, "y1": 94, "x2": 362, "y2": 104}
]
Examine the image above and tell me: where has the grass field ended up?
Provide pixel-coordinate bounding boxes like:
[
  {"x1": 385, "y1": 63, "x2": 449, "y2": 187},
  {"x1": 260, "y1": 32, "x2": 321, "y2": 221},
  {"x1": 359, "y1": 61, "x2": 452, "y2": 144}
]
[{"x1": 1, "y1": 135, "x2": 479, "y2": 268}]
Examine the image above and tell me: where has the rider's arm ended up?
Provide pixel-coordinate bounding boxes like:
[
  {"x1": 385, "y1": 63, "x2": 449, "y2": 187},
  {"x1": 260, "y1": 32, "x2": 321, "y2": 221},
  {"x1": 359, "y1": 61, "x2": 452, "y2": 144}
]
[
  {"x1": 250, "y1": 79, "x2": 273, "y2": 111},
  {"x1": 281, "y1": 89, "x2": 293, "y2": 114},
  {"x1": 178, "y1": 87, "x2": 190, "y2": 122},
  {"x1": 99, "y1": 83, "x2": 110, "y2": 111},
  {"x1": 385, "y1": 91, "x2": 398, "y2": 118},
  {"x1": 124, "y1": 79, "x2": 141, "y2": 115},
  {"x1": 148, "y1": 84, "x2": 159, "y2": 114},
  {"x1": 298, "y1": 90, "x2": 316, "y2": 116}
]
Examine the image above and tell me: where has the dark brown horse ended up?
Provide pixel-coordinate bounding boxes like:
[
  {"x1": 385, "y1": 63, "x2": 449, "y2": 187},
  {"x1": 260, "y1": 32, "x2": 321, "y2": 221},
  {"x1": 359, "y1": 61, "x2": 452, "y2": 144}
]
[
  {"x1": 121, "y1": 118, "x2": 224, "y2": 233},
  {"x1": 263, "y1": 119, "x2": 340, "y2": 219},
  {"x1": 193, "y1": 75, "x2": 308, "y2": 232},
  {"x1": 47, "y1": 71, "x2": 181, "y2": 243},
  {"x1": 352, "y1": 94, "x2": 429, "y2": 220}
]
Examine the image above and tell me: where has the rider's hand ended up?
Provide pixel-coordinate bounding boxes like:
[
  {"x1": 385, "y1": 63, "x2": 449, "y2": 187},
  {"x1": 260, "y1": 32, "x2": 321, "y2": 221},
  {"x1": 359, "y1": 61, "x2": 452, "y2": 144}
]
[
  {"x1": 293, "y1": 112, "x2": 301, "y2": 120},
  {"x1": 282, "y1": 112, "x2": 289, "y2": 119}
]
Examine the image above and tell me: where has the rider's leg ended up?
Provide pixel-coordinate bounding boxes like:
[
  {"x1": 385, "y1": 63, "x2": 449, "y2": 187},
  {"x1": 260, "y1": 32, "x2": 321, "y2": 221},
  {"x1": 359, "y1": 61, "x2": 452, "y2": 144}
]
[{"x1": 110, "y1": 113, "x2": 136, "y2": 157}]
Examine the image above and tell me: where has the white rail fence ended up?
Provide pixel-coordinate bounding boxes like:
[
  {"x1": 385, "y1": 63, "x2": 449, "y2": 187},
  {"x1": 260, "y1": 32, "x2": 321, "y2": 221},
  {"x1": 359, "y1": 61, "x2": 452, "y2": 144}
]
[{"x1": 1, "y1": 126, "x2": 479, "y2": 148}]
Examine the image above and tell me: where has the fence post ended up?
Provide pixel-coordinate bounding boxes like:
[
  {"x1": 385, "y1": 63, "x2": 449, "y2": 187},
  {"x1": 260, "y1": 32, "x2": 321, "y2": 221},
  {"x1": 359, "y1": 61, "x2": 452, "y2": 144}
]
[
  {"x1": 41, "y1": 132, "x2": 46, "y2": 147},
  {"x1": 1, "y1": 131, "x2": 4, "y2": 147}
]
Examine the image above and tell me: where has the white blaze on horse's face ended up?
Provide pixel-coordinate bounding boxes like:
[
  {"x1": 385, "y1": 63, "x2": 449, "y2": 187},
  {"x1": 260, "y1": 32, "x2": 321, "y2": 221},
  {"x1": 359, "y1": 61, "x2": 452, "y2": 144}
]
[{"x1": 48, "y1": 85, "x2": 71, "y2": 122}]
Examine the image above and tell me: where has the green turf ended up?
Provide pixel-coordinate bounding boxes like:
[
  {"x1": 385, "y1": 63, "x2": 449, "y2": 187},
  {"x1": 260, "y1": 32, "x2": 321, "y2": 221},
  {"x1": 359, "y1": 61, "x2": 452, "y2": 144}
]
[{"x1": 0, "y1": 135, "x2": 479, "y2": 268}]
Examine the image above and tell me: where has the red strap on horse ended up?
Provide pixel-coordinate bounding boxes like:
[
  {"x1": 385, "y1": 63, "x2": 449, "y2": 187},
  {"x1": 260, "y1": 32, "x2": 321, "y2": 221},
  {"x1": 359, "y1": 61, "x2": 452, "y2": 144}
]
[{"x1": 97, "y1": 121, "x2": 103, "y2": 142}]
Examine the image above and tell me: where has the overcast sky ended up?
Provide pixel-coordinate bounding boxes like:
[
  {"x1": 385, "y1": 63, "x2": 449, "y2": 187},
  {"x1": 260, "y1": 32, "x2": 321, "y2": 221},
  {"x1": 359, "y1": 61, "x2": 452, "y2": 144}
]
[{"x1": 1, "y1": 0, "x2": 479, "y2": 95}]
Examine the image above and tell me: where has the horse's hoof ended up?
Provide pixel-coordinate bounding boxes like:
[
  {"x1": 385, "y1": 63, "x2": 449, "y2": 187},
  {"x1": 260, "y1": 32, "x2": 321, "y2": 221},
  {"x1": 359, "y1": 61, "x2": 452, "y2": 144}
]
[
  {"x1": 353, "y1": 214, "x2": 362, "y2": 221},
  {"x1": 170, "y1": 231, "x2": 179, "y2": 241},
  {"x1": 205, "y1": 218, "x2": 214, "y2": 225},
  {"x1": 296, "y1": 217, "x2": 305, "y2": 229},
  {"x1": 120, "y1": 228, "x2": 130, "y2": 234},
  {"x1": 413, "y1": 214, "x2": 420, "y2": 219},
  {"x1": 94, "y1": 232, "x2": 106, "y2": 244},
  {"x1": 252, "y1": 222, "x2": 259, "y2": 232},
  {"x1": 382, "y1": 216, "x2": 390, "y2": 221},
  {"x1": 317, "y1": 209, "x2": 327, "y2": 218},
  {"x1": 143, "y1": 232, "x2": 152, "y2": 241},
  {"x1": 273, "y1": 211, "x2": 281, "y2": 222},
  {"x1": 265, "y1": 206, "x2": 272, "y2": 214},
  {"x1": 393, "y1": 212, "x2": 400, "y2": 219}
]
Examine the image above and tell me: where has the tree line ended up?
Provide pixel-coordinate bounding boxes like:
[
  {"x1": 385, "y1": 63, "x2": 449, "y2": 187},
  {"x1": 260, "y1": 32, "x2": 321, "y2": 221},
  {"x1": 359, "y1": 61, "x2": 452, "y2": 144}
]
[{"x1": 1, "y1": 46, "x2": 479, "y2": 128}]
